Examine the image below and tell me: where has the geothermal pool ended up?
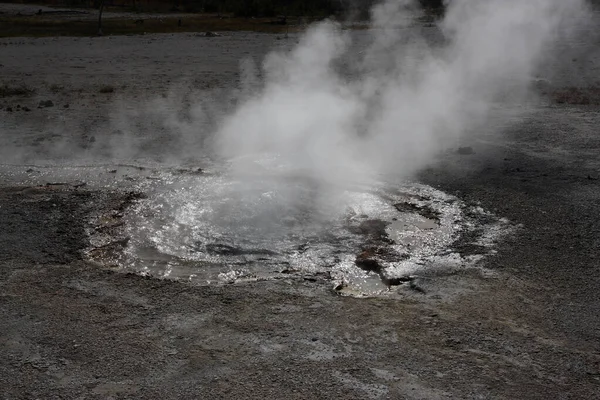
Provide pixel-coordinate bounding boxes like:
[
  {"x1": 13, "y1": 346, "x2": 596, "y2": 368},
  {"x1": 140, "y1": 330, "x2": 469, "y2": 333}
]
[
  {"x1": 1, "y1": 161, "x2": 510, "y2": 297},
  {"x1": 81, "y1": 162, "x2": 508, "y2": 297}
]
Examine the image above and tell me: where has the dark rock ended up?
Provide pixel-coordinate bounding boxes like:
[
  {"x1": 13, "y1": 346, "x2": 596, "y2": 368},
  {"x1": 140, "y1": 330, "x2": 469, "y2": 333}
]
[
  {"x1": 356, "y1": 248, "x2": 383, "y2": 273},
  {"x1": 381, "y1": 275, "x2": 412, "y2": 287},
  {"x1": 6, "y1": 107, "x2": 12, "y2": 112}
]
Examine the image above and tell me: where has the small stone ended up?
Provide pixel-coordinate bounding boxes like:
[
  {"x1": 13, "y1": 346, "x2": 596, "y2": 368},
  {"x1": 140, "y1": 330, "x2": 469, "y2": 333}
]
[
  {"x1": 6, "y1": 107, "x2": 12, "y2": 112},
  {"x1": 64, "y1": 104, "x2": 69, "y2": 108}
]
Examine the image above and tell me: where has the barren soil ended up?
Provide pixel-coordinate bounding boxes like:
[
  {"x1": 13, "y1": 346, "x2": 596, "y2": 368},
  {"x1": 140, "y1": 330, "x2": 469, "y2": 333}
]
[{"x1": 1, "y1": 23, "x2": 600, "y2": 400}]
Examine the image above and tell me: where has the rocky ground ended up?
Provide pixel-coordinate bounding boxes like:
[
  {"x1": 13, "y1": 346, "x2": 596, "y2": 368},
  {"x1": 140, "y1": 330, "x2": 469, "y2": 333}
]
[{"x1": 1, "y1": 24, "x2": 600, "y2": 400}]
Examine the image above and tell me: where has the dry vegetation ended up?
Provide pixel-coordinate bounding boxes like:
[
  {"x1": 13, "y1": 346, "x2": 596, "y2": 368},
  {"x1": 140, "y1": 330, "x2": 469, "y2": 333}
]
[
  {"x1": 0, "y1": 13, "x2": 307, "y2": 37},
  {"x1": 0, "y1": 0, "x2": 447, "y2": 38}
]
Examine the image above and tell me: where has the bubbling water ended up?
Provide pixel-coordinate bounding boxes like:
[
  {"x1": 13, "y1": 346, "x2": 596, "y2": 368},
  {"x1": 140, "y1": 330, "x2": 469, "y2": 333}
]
[{"x1": 115, "y1": 161, "x2": 507, "y2": 296}]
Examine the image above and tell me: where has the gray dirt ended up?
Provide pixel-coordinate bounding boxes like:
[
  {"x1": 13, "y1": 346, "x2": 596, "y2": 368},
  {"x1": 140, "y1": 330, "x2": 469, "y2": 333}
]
[{"x1": 1, "y1": 26, "x2": 600, "y2": 400}]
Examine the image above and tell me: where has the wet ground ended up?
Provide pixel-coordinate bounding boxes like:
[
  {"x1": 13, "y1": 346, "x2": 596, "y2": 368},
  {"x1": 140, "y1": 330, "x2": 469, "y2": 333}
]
[{"x1": 1, "y1": 27, "x2": 600, "y2": 399}]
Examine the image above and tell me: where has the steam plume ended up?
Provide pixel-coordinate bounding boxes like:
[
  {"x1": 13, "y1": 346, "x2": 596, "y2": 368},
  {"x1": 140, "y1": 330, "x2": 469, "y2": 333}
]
[{"x1": 215, "y1": 0, "x2": 589, "y2": 190}]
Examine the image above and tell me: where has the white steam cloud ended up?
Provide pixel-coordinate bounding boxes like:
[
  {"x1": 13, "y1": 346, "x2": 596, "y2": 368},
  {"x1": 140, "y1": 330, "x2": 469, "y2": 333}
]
[{"x1": 214, "y1": 0, "x2": 589, "y2": 190}]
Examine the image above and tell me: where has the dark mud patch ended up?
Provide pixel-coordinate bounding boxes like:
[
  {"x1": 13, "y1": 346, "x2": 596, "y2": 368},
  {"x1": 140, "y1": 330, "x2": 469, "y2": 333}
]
[
  {"x1": 393, "y1": 202, "x2": 440, "y2": 221},
  {"x1": 0, "y1": 186, "x2": 141, "y2": 265},
  {"x1": 0, "y1": 187, "x2": 90, "y2": 264}
]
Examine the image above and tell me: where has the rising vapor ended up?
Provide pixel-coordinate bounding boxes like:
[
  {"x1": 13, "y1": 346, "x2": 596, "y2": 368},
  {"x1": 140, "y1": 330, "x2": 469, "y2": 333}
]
[{"x1": 215, "y1": 0, "x2": 589, "y2": 192}]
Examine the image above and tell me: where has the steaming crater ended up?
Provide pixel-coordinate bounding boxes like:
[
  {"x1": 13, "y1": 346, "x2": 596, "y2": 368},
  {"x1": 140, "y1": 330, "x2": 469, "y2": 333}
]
[
  {"x1": 100, "y1": 162, "x2": 511, "y2": 297},
  {"x1": 1, "y1": 161, "x2": 509, "y2": 297}
]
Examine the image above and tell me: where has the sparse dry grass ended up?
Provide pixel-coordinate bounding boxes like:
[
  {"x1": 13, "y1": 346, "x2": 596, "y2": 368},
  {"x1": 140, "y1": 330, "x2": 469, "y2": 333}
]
[
  {"x1": 551, "y1": 87, "x2": 600, "y2": 105},
  {"x1": 0, "y1": 14, "x2": 304, "y2": 38},
  {"x1": 0, "y1": 84, "x2": 35, "y2": 97}
]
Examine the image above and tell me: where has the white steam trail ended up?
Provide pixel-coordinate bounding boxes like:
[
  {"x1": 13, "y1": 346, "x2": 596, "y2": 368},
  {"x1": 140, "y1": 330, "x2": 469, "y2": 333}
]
[{"x1": 215, "y1": 0, "x2": 588, "y2": 190}]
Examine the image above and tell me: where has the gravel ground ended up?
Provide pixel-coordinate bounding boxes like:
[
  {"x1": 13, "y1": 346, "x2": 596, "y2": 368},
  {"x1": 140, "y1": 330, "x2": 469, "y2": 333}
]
[{"x1": 1, "y1": 26, "x2": 600, "y2": 399}]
